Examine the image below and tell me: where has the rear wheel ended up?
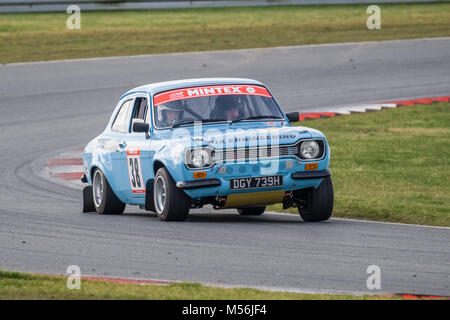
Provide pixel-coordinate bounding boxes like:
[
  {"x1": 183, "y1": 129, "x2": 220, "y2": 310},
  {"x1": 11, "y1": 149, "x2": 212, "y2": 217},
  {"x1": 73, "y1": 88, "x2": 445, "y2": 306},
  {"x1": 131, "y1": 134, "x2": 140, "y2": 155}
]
[
  {"x1": 297, "y1": 176, "x2": 333, "y2": 222},
  {"x1": 92, "y1": 168, "x2": 125, "y2": 215},
  {"x1": 154, "y1": 167, "x2": 190, "y2": 221},
  {"x1": 237, "y1": 206, "x2": 266, "y2": 216}
]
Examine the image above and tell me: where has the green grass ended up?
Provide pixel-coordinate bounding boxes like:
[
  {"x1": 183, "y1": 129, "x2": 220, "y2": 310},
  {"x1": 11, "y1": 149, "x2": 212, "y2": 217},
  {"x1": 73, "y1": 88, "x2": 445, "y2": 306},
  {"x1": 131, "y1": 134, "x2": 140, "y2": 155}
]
[
  {"x1": 0, "y1": 270, "x2": 410, "y2": 300},
  {"x1": 1, "y1": 3, "x2": 450, "y2": 63},
  {"x1": 269, "y1": 102, "x2": 450, "y2": 227}
]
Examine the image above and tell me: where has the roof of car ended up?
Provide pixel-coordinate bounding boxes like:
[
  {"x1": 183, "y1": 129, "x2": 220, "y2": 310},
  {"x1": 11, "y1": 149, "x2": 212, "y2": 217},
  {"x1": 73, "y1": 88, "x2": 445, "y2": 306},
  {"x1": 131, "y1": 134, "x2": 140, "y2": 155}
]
[{"x1": 121, "y1": 78, "x2": 266, "y2": 99}]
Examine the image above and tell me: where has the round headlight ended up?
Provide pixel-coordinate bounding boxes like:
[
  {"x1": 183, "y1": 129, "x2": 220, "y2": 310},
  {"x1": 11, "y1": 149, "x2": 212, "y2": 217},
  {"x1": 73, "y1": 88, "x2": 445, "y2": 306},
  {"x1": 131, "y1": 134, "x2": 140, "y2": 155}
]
[
  {"x1": 300, "y1": 140, "x2": 320, "y2": 159},
  {"x1": 190, "y1": 149, "x2": 211, "y2": 168}
]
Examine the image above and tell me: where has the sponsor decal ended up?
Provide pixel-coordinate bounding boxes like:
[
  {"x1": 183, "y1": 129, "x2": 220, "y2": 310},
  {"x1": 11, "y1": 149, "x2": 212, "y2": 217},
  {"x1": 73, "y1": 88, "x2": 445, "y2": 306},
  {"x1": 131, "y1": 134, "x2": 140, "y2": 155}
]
[
  {"x1": 154, "y1": 85, "x2": 272, "y2": 105},
  {"x1": 126, "y1": 147, "x2": 140, "y2": 156},
  {"x1": 208, "y1": 134, "x2": 297, "y2": 145},
  {"x1": 246, "y1": 87, "x2": 256, "y2": 94}
]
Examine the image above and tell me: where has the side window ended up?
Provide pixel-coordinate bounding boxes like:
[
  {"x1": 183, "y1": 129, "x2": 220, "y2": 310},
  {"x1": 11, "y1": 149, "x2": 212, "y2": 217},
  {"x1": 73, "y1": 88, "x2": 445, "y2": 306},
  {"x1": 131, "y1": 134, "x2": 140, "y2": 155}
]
[
  {"x1": 112, "y1": 100, "x2": 133, "y2": 133},
  {"x1": 131, "y1": 97, "x2": 149, "y2": 132}
]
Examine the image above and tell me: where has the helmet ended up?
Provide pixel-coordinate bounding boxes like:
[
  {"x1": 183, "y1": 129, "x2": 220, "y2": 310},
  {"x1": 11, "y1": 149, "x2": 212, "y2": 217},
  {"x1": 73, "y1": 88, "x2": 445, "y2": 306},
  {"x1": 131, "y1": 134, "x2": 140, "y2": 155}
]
[
  {"x1": 211, "y1": 95, "x2": 243, "y2": 120},
  {"x1": 158, "y1": 100, "x2": 185, "y2": 113},
  {"x1": 215, "y1": 95, "x2": 242, "y2": 110},
  {"x1": 157, "y1": 100, "x2": 185, "y2": 126}
]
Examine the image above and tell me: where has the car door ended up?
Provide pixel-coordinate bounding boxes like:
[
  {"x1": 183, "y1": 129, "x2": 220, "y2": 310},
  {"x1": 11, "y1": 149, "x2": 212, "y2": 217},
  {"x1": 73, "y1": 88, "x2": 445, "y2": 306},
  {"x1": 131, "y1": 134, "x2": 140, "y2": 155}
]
[
  {"x1": 109, "y1": 98, "x2": 135, "y2": 202},
  {"x1": 120, "y1": 95, "x2": 152, "y2": 204}
]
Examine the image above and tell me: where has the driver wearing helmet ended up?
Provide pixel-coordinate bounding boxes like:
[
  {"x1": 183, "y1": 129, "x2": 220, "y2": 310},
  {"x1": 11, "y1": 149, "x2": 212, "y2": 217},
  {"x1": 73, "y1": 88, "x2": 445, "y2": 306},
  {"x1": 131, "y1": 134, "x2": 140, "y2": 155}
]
[
  {"x1": 212, "y1": 95, "x2": 242, "y2": 121},
  {"x1": 157, "y1": 100, "x2": 185, "y2": 127}
]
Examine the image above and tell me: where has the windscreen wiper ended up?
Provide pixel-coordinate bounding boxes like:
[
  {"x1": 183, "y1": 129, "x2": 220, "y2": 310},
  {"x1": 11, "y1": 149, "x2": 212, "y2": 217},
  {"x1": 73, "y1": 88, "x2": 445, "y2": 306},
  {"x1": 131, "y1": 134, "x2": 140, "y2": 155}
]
[
  {"x1": 230, "y1": 115, "x2": 283, "y2": 124},
  {"x1": 171, "y1": 119, "x2": 227, "y2": 129}
]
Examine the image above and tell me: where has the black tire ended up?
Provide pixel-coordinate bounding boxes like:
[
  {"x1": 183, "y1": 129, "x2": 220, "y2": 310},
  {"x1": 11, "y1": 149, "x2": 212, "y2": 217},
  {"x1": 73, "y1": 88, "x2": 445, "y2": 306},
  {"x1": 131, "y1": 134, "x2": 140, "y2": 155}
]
[
  {"x1": 154, "y1": 167, "x2": 190, "y2": 221},
  {"x1": 92, "y1": 168, "x2": 125, "y2": 215},
  {"x1": 237, "y1": 206, "x2": 266, "y2": 216},
  {"x1": 82, "y1": 185, "x2": 96, "y2": 213},
  {"x1": 298, "y1": 176, "x2": 333, "y2": 222}
]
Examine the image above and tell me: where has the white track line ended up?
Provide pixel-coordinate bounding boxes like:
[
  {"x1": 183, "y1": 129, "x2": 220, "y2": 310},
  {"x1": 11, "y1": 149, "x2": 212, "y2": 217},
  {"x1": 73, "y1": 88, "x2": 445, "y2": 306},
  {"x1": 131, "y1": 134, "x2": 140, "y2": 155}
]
[{"x1": 265, "y1": 211, "x2": 450, "y2": 230}]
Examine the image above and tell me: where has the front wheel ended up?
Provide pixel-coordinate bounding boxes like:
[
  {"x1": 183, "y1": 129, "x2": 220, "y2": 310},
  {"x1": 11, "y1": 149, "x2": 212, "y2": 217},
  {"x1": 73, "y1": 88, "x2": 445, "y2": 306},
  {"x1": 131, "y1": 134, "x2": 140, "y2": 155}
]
[
  {"x1": 297, "y1": 176, "x2": 333, "y2": 222},
  {"x1": 154, "y1": 167, "x2": 190, "y2": 221}
]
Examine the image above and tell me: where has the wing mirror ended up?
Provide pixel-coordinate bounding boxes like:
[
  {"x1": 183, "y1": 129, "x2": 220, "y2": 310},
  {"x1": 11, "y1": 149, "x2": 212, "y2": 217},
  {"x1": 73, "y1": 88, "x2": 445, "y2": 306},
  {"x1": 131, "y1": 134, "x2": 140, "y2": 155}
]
[
  {"x1": 132, "y1": 121, "x2": 150, "y2": 139},
  {"x1": 286, "y1": 112, "x2": 300, "y2": 122}
]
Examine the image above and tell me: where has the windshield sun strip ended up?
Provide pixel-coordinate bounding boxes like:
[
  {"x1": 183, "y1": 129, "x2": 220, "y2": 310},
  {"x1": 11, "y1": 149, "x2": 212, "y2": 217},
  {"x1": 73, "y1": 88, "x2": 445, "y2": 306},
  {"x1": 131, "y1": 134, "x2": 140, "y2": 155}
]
[
  {"x1": 152, "y1": 90, "x2": 285, "y2": 130},
  {"x1": 157, "y1": 118, "x2": 284, "y2": 129}
]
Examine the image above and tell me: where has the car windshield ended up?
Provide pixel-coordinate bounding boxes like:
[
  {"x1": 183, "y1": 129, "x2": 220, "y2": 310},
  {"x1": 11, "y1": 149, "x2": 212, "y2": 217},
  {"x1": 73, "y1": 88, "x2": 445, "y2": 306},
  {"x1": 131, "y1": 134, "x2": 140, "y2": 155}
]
[{"x1": 153, "y1": 85, "x2": 284, "y2": 128}]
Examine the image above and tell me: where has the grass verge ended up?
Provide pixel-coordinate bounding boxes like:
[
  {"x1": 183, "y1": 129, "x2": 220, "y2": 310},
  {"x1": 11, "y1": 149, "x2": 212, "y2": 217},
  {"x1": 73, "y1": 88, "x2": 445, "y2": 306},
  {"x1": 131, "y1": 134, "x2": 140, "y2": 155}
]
[
  {"x1": 268, "y1": 102, "x2": 450, "y2": 227},
  {"x1": 1, "y1": 3, "x2": 450, "y2": 63},
  {"x1": 0, "y1": 270, "x2": 410, "y2": 300}
]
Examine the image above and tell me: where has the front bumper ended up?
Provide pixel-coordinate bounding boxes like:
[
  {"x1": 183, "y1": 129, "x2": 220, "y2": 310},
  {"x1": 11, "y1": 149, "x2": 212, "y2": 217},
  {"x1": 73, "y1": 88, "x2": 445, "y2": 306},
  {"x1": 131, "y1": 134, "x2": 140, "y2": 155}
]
[
  {"x1": 178, "y1": 158, "x2": 330, "y2": 199},
  {"x1": 176, "y1": 179, "x2": 221, "y2": 190},
  {"x1": 291, "y1": 169, "x2": 331, "y2": 180}
]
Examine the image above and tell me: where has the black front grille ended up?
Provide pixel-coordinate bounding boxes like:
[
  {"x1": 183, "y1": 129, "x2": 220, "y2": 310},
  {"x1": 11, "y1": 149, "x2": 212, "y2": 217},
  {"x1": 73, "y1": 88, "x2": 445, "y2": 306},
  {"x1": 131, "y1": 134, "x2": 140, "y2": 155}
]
[{"x1": 212, "y1": 145, "x2": 298, "y2": 162}]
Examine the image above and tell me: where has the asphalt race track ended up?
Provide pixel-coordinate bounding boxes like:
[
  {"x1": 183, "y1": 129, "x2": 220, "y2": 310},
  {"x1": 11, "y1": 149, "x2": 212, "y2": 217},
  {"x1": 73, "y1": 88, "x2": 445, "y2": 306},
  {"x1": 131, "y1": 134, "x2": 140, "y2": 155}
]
[{"x1": 0, "y1": 37, "x2": 449, "y2": 296}]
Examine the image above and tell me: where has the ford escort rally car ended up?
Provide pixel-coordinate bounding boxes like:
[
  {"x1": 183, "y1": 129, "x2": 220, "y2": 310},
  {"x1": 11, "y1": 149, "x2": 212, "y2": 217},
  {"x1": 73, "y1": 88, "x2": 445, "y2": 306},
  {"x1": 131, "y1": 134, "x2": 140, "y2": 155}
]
[{"x1": 81, "y1": 78, "x2": 333, "y2": 221}]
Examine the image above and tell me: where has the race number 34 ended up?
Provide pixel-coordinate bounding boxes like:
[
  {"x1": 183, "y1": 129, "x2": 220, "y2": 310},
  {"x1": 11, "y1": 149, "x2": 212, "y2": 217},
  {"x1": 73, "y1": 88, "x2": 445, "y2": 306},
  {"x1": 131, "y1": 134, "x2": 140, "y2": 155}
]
[{"x1": 127, "y1": 149, "x2": 145, "y2": 193}]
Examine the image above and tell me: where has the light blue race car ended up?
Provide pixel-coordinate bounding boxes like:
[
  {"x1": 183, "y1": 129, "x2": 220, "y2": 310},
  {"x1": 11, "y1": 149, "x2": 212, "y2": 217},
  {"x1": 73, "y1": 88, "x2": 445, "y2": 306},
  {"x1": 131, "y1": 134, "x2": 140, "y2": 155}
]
[{"x1": 81, "y1": 78, "x2": 333, "y2": 221}]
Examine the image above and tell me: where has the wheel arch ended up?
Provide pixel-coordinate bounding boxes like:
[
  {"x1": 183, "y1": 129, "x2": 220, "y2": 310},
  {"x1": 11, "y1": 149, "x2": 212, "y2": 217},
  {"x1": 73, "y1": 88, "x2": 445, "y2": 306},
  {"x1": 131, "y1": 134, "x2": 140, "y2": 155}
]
[
  {"x1": 151, "y1": 156, "x2": 185, "y2": 183},
  {"x1": 89, "y1": 165, "x2": 111, "y2": 185},
  {"x1": 90, "y1": 165, "x2": 100, "y2": 182},
  {"x1": 153, "y1": 160, "x2": 165, "y2": 175}
]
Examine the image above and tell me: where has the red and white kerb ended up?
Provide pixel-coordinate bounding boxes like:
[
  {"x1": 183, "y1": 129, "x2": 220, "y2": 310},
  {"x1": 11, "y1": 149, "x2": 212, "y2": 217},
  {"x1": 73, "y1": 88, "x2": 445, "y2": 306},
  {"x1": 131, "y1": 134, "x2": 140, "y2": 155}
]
[{"x1": 153, "y1": 85, "x2": 272, "y2": 105}]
